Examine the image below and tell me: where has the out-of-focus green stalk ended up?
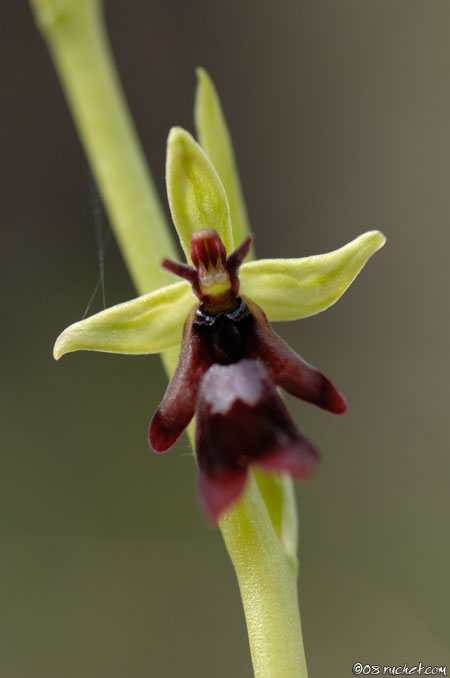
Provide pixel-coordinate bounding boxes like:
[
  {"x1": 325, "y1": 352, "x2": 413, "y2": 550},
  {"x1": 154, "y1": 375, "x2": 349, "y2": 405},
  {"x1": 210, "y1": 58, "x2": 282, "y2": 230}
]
[
  {"x1": 30, "y1": 0, "x2": 176, "y2": 294},
  {"x1": 30, "y1": 1, "x2": 308, "y2": 676}
]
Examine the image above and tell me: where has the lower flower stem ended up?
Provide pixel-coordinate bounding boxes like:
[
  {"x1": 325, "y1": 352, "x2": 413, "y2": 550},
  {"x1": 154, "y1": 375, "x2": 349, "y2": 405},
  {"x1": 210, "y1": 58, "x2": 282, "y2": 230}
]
[
  {"x1": 30, "y1": 1, "x2": 309, "y2": 675},
  {"x1": 220, "y1": 473, "x2": 308, "y2": 678}
]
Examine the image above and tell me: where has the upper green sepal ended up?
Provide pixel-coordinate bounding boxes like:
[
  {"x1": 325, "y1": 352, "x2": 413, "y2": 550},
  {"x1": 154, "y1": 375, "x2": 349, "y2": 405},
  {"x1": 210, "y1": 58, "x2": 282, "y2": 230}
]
[
  {"x1": 53, "y1": 281, "x2": 194, "y2": 360},
  {"x1": 239, "y1": 230, "x2": 386, "y2": 321},
  {"x1": 194, "y1": 68, "x2": 251, "y2": 253},
  {"x1": 166, "y1": 127, "x2": 234, "y2": 263}
]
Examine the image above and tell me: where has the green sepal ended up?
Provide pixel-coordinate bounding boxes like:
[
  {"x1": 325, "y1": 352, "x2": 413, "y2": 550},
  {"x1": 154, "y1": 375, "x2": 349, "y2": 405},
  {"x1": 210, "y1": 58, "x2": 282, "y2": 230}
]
[
  {"x1": 194, "y1": 68, "x2": 251, "y2": 254},
  {"x1": 53, "y1": 281, "x2": 194, "y2": 360},
  {"x1": 239, "y1": 230, "x2": 386, "y2": 321},
  {"x1": 253, "y1": 470, "x2": 298, "y2": 566},
  {"x1": 166, "y1": 127, "x2": 234, "y2": 263}
]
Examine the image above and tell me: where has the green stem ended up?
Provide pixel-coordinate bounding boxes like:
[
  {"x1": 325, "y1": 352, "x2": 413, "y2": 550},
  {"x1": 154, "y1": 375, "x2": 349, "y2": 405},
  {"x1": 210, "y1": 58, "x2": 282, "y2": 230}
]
[
  {"x1": 30, "y1": 2, "x2": 308, "y2": 676},
  {"x1": 30, "y1": 0, "x2": 176, "y2": 294},
  {"x1": 220, "y1": 474, "x2": 308, "y2": 678}
]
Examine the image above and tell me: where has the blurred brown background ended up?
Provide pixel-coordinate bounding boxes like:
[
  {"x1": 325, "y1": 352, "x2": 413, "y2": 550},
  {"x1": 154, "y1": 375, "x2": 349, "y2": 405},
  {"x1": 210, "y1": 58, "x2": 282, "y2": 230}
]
[{"x1": 1, "y1": 1, "x2": 449, "y2": 676}]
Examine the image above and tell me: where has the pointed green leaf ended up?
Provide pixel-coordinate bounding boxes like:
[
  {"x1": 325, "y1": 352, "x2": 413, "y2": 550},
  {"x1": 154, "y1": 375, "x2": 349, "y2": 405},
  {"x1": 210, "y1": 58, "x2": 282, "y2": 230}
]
[
  {"x1": 53, "y1": 281, "x2": 194, "y2": 360},
  {"x1": 166, "y1": 127, "x2": 234, "y2": 263},
  {"x1": 194, "y1": 68, "x2": 252, "y2": 253},
  {"x1": 239, "y1": 230, "x2": 386, "y2": 321}
]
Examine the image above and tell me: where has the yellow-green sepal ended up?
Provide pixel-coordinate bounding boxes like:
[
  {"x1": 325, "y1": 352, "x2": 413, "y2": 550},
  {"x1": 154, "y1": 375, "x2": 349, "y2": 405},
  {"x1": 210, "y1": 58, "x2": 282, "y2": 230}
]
[
  {"x1": 194, "y1": 68, "x2": 251, "y2": 254},
  {"x1": 239, "y1": 230, "x2": 386, "y2": 321},
  {"x1": 253, "y1": 470, "x2": 298, "y2": 565},
  {"x1": 53, "y1": 281, "x2": 194, "y2": 360},
  {"x1": 166, "y1": 127, "x2": 234, "y2": 263}
]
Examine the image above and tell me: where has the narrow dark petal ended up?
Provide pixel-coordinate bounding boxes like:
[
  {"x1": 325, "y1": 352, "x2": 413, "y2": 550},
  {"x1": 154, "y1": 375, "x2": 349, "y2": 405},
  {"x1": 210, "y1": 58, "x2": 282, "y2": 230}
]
[
  {"x1": 245, "y1": 298, "x2": 347, "y2": 414},
  {"x1": 226, "y1": 235, "x2": 253, "y2": 273},
  {"x1": 226, "y1": 235, "x2": 253, "y2": 293},
  {"x1": 149, "y1": 307, "x2": 210, "y2": 452},
  {"x1": 197, "y1": 468, "x2": 248, "y2": 523},
  {"x1": 161, "y1": 258, "x2": 197, "y2": 285}
]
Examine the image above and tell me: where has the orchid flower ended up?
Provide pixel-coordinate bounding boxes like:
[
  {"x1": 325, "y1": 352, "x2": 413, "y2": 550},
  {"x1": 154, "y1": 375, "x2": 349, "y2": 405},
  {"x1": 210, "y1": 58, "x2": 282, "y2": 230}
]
[{"x1": 54, "y1": 122, "x2": 385, "y2": 520}]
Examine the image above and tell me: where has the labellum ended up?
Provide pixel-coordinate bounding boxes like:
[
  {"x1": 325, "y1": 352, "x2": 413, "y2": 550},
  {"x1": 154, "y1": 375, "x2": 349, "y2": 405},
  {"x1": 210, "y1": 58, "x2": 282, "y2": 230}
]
[{"x1": 149, "y1": 229, "x2": 346, "y2": 522}]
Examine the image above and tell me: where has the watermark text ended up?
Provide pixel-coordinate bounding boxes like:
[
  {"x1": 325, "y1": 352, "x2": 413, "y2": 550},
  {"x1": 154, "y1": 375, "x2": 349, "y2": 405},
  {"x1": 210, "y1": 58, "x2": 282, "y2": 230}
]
[{"x1": 352, "y1": 663, "x2": 447, "y2": 676}]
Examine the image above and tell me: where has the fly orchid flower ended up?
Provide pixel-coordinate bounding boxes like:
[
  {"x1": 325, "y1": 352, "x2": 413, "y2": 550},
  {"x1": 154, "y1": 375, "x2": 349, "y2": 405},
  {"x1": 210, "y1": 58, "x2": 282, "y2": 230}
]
[
  {"x1": 53, "y1": 121, "x2": 385, "y2": 523},
  {"x1": 149, "y1": 227, "x2": 346, "y2": 521}
]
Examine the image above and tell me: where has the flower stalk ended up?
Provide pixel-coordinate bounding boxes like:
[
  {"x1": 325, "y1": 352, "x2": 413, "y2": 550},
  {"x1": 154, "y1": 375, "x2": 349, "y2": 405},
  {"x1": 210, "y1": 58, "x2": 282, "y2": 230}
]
[
  {"x1": 30, "y1": 0, "x2": 176, "y2": 294},
  {"x1": 220, "y1": 472, "x2": 308, "y2": 678},
  {"x1": 31, "y1": 2, "x2": 385, "y2": 676}
]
